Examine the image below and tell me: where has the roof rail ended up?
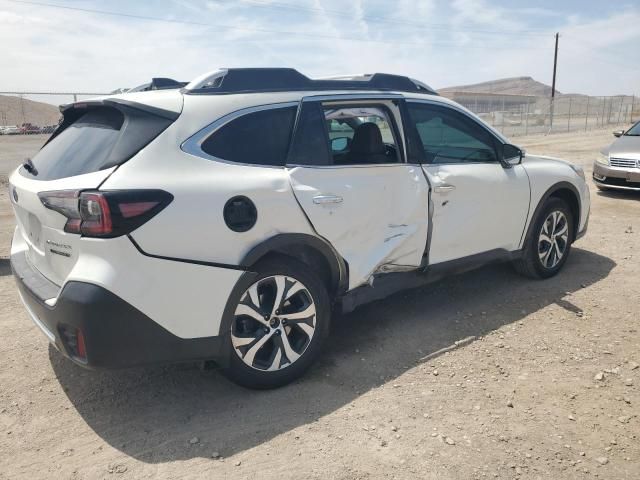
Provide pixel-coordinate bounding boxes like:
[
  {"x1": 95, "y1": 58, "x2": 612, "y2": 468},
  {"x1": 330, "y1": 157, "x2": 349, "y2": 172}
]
[
  {"x1": 184, "y1": 68, "x2": 438, "y2": 95},
  {"x1": 128, "y1": 77, "x2": 188, "y2": 93}
]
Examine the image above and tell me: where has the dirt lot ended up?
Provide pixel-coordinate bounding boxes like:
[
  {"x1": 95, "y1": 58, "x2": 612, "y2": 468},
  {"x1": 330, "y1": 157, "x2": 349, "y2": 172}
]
[{"x1": 0, "y1": 129, "x2": 638, "y2": 479}]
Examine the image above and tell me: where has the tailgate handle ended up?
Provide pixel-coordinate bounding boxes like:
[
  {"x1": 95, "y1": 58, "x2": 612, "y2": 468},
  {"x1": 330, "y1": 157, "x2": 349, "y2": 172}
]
[{"x1": 313, "y1": 195, "x2": 343, "y2": 205}]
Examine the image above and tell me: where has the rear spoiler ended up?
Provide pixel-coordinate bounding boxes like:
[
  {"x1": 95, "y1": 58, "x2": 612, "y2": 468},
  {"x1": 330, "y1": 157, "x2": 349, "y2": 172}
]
[{"x1": 58, "y1": 98, "x2": 180, "y2": 120}]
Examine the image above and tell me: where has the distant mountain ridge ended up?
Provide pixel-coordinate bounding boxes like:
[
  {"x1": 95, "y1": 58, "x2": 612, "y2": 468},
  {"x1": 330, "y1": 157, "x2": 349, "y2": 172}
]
[
  {"x1": 0, "y1": 95, "x2": 60, "y2": 126},
  {"x1": 439, "y1": 76, "x2": 560, "y2": 97}
]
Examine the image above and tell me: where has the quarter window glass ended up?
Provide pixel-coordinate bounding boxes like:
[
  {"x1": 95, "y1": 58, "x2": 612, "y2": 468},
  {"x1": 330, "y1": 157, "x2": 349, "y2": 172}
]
[
  {"x1": 201, "y1": 106, "x2": 297, "y2": 166},
  {"x1": 407, "y1": 103, "x2": 498, "y2": 164},
  {"x1": 323, "y1": 106, "x2": 399, "y2": 165}
]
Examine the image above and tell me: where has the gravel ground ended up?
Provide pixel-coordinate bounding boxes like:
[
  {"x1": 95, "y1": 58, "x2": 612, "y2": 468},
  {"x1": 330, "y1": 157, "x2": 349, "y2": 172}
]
[{"x1": 0, "y1": 128, "x2": 638, "y2": 479}]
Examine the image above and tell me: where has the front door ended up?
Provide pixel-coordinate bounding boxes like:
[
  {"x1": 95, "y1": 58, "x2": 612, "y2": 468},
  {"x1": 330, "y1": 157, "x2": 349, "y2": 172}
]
[
  {"x1": 405, "y1": 100, "x2": 530, "y2": 265},
  {"x1": 287, "y1": 98, "x2": 430, "y2": 289}
]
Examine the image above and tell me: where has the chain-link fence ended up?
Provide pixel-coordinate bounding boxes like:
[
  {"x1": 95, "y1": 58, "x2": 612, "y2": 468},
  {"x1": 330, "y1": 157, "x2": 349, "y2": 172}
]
[
  {"x1": 1, "y1": 90, "x2": 638, "y2": 138},
  {"x1": 441, "y1": 91, "x2": 638, "y2": 137}
]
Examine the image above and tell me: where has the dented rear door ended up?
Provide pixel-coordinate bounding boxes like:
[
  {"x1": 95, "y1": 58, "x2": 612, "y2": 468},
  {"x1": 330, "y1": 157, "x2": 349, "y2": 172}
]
[{"x1": 287, "y1": 97, "x2": 430, "y2": 290}]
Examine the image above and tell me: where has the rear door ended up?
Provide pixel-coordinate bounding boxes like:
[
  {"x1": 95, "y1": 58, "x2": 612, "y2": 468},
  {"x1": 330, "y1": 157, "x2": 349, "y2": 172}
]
[
  {"x1": 405, "y1": 100, "x2": 530, "y2": 264},
  {"x1": 287, "y1": 97, "x2": 430, "y2": 289},
  {"x1": 9, "y1": 100, "x2": 179, "y2": 285}
]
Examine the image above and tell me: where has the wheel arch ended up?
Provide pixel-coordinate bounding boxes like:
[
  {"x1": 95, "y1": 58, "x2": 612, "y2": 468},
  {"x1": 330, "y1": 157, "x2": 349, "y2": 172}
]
[
  {"x1": 523, "y1": 182, "x2": 581, "y2": 245},
  {"x1": 240, "y1": 233, "x2": 348, "y2": 297}
]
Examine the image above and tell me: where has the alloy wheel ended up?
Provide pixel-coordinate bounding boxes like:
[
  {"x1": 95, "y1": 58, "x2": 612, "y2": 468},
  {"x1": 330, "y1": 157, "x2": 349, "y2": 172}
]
[
  {"x1": 538, "y1": 210, "x2": 569, "y2": 269},
  {"x1": 231, "y1": 275, "x2": 317, "y2": 371}
]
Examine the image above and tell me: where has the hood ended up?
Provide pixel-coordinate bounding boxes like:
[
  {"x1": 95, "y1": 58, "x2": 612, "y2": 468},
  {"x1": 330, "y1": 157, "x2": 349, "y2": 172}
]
[
  {"x1": 603, "y1": 135, "x2": 640, "y2": 158},
  {"x1": 522, "y1": 153, "x2": 574, "y2": 167}
]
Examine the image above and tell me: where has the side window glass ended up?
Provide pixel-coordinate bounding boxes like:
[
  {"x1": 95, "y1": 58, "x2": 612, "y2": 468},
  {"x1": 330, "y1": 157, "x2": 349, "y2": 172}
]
[
  {"x1": 201, "y1": 106, "x2": 297, "y2": 166},
  {"x1": 407, "y1": 103, "x2": 498, "y2": 164},
  {"x1": 322, "y1": 106, "x2": 400, "y2": 165}
]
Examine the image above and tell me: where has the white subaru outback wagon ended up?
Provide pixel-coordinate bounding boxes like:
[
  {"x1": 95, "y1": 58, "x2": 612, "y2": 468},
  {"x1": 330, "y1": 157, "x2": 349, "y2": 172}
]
[{"x1": 9, "y1": 68, "x2": 590, "y2": 388}]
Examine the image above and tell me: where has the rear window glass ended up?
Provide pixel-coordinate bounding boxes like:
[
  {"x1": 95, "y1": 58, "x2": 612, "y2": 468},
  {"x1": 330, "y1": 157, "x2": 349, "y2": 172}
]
[
  {"x1": 201, "y1": 106, "x2": 297, "y2": 166},
  {"x1": 25, "y1": 107, "x2": 124, "y2": 180}
]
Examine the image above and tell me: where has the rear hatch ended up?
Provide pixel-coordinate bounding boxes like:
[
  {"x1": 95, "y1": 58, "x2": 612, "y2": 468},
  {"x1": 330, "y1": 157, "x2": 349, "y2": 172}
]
[{"x1": 9, "y1": 92, "x2": 182, "y2": 286}]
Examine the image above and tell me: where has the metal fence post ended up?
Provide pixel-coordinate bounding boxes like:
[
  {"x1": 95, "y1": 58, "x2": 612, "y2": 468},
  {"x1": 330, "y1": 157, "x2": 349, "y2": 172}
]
[
  {"x1": 631, "y1": 95, "x2": 636, "y2": 123},
  {"x1": 525, "y1": 101, "x2": 529, "y2": 136},
  {"x1": 617, "y1": 97, "x2": 623, "y2": 125},
  {"x1": 520, "y1": 105, "x2": 523, "y2": 131},
  {"x1": 584, "y1": 96, "x2": 590, "y2": 131},
  {"x1": 567, "y1": 97, "x2": 572, "y2": 132}
]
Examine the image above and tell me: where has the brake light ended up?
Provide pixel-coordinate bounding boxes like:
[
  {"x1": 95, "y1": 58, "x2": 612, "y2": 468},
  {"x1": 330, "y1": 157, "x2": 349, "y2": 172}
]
[
  {"x1": 38, "y1": 189, "x2": 173, "y2": 238},
  {"x1": 37, "y1": 190, "x2": 82, "y2": 233},
  {"x1": 79, "y1": 192, "x2": 113, "y2": 236}
]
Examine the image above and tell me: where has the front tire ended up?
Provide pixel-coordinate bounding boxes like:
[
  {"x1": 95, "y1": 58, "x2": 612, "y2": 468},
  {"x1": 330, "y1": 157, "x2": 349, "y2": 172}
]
[
  {"x1": 513, "y1": 197, "x2": 574, "y2": 279},
  {"x1": 221, "y1": 257, "x2": 330, "y2": 389}
]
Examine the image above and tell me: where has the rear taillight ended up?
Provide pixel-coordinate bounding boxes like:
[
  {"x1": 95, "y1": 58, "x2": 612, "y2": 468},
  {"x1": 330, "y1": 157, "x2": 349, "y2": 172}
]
[
  {"x1": 37, "y1": 190, "x2": 82, "y2": 233},
  {"x1": 79, "y1": 192, "x2": 113, "y2": 236},
  {"x1": 38, "y1": 189, "x2": 173, "y2": 238}
]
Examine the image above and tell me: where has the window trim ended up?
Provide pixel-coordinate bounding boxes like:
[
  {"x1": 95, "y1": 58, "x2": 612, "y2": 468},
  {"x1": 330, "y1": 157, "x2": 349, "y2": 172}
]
[
  {"x1": 406, "y1": 99, "x2": 507, "y2": 166},
  {"x1": 181, "y1": 101, "x2": 300, "y2": 169},
  {"x1": 287, "y1": 97, "x2": 407, "y2": 168}
]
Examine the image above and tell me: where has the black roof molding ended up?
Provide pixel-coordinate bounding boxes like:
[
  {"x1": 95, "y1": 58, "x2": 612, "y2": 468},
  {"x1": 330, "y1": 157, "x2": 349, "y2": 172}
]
[{"x1": 183, "y1": 68, "x2": 438, "y2": 96}]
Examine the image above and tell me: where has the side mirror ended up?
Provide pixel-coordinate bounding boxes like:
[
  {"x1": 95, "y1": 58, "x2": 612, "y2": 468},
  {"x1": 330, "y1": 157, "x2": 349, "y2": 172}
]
[
  {"x1": 331, "y1": 137, "x2": 349, "y2": 152},
  {"x1": 613, "y1": 130, "x2": 624, "y2": 137},
  {"x1": 500, "y1": 143, "x2": 523, "y2": 168}
]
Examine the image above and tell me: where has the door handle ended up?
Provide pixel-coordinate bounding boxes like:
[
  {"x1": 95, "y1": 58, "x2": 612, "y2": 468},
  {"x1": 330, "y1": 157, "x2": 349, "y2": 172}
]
[
  {"x1": 313, "y1": 195, "x2": 343, "y2": 205},
  {"x1": 433, "y1": 185, "x2": 456, "y2": 193}
]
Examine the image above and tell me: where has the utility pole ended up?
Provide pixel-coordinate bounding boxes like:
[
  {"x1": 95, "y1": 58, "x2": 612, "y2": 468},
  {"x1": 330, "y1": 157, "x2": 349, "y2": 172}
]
[{"x1": 550, "y1": 32, "x2": 559, "y2": 130}]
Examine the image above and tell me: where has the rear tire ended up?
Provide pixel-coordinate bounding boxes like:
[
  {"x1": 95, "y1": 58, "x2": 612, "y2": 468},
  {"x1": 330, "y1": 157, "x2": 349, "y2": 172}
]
[
  {"x1": 220, "y1": 256, "x2": 330, "y2": 389},
  {"x1": 513, "y1": 197, "x2": 574, "y2": 279}
]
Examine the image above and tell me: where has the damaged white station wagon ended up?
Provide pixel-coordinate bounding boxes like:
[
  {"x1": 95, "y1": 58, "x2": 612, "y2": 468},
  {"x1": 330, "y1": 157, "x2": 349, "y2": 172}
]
[{"x1": 9, "y1": 69, "x2": 590, "y2": 388}]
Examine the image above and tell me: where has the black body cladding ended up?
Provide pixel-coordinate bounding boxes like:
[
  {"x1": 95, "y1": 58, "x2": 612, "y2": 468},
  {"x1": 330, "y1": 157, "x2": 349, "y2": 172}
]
[{"x1": 11, "y1": 251, "x2": 224, "y2": 368}]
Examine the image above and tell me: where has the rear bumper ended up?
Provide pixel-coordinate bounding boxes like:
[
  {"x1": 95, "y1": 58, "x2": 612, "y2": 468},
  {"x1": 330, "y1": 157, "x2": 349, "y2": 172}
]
[
  {"x1": 11, "y1": 250, "x2": 226, "y2": 369},
  {"x1": 592, "y1": 162, "x2": 640, "y2": 191}
]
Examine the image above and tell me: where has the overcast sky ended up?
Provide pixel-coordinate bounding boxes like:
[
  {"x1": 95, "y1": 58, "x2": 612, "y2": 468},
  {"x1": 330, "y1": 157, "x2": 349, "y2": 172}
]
[{"x1": 1, "y1": 0, "x2": 639, "y2": 96}]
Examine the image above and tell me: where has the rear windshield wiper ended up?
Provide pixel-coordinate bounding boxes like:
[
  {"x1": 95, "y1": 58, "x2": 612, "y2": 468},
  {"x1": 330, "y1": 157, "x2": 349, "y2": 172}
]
[{"x1": 23, "y1": 158, "x2": 38, "y2": 176}]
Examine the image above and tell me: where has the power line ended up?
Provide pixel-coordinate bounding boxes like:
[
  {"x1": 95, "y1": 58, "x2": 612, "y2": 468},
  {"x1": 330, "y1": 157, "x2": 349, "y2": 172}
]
[
  {"x1": 211, "y1": 0, "x2": 551, "y2": 37},
  {"x1": 4, "y1": 0, "x2": 550, "y2": 50}
]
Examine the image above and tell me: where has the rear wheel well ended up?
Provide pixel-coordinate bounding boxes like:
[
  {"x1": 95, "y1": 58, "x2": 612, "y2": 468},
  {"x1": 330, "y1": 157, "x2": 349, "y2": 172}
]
[
  {"x1": 549, "y1": 188, "x2": 580, "y2": 238},
  {"x1": 246, "y1": 246, "x2": 339, "y2": 299}
]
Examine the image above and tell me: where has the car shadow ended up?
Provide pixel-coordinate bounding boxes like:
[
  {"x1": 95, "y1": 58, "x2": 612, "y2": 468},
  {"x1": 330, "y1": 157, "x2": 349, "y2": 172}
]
[
  {"x1": 596, "y1": 189, "x2": 640, "y2": 201},
  {"x1": 51, "y1": 247, "x2": 615, "y2": 463},
  {"x1": 0, "y1": 258, "x2": 11, "y2": 277}
]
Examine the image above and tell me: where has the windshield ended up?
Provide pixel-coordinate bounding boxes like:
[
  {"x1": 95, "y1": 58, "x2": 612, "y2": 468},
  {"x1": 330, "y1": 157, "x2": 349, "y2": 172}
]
[{"x1": 625, "y1": 121, "x2": 640, "y2": 136}]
